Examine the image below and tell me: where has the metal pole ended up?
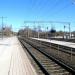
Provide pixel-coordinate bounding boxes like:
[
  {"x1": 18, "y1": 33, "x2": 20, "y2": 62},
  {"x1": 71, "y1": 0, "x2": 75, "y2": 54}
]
[
  {"x1": 47, "y1": 27, "x2": 48, "y2": 39},
  {"x1": 69, "y1": 23, "x2": 71, "y2": 39},
  {"x1": 37, "y1": 26, "x2": 39, "y2": 38},
  {"x1": 2, "y1": 17, "x2": 3, "y2": 39},
  {"x1": 27, "y1": 26, "x2": 29, "y2": 38},
  {"x1": 58, "y1": 45, "x2": 59, "y2": 56},
  {"x1": 33, "y1": 22, "x2": 36, "y2": 38},
  {"x1": 38, "y1": 26, "x2": 40, "y2": 38},
  {"x1": 50, "y1": 42, "x2": 51, "y2": 52},
  {"x1": 0, "y1": 16, "x2": 7, "y2": 39},
  {"x1": 64, "y1": 26, "x2": 65, "y2": 39},
  {"x1": 71, "y1": 48, "x2": 72, "y2": 61}
]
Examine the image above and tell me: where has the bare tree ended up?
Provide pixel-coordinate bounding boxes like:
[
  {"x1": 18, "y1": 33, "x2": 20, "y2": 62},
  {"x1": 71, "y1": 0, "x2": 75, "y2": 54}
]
[{"x1": 3, "y1": 26, "x2": 12, "y2": 36}]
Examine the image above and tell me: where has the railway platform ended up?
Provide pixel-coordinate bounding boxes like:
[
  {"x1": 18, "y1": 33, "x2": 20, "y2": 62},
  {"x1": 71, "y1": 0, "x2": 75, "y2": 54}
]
[
  {"x1": 32, "y1": 38, "x2": 75, "y2": 48},
  {"x1": 0, "y1": 36, "x2": 38, "y2": 75},
  {"x1": 30, "y1": 37, "x2": 75, "y2": 73}
]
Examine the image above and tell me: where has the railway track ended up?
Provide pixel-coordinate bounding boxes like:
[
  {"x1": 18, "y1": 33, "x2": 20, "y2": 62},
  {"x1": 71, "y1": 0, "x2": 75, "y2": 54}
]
[
  {"x1": 50, "y1": 38, "x2": 75, "y2": 43},
  {"x1": 18, "y1": 37, "x2": 73, "y2": 75},
  {"x1": 30, "y1": 38, "x2": 75, "y2": 53},
  {"x1": 28, "y1": 38, "x2": 75, "y2": 69}
]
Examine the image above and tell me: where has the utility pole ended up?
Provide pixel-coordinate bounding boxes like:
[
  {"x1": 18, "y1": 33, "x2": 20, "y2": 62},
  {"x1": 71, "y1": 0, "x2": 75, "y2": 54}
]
[
  {"x1": 46, "y1": 27, "x2": 48, "y2": 39},
  {"x1": 0, "y1": 16, "x2": 7, "y2": 39},
  {"x1": 27, "y1": 26, "x2": 29, "y2": 38},
  {"x1": 69, "y1": 23, "x2": 71, "y2": 39},
  {"x1": 38, "y1": 26, "x2": 40, "y2": 38},
  {"x1": 38, "y1": 25, "x2": 41, "y2": 38},
  {"x1": 64, "y1": 25, "x2": 66, "y2": 39}
]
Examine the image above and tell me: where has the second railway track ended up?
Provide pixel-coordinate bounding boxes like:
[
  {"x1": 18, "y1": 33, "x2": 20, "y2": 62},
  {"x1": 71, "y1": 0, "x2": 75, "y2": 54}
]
[
  {"x1": 19, "y1": 37, "x2": 73, "y2": 75},
  {"x1": 28, "y1": 38, "x2": 75, "y2": 70}
]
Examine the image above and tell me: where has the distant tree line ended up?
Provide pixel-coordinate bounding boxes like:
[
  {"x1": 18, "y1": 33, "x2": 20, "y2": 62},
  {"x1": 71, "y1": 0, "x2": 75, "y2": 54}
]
[
  {"x1": 18, "y1": 27, "x2": 57, "y2": 38},
  {"x1": 0, "y1": 26, "x2": 13, "y2": 37},
  {"x1": 18, "y1": 26, "x2": 75, "y2": 39}
]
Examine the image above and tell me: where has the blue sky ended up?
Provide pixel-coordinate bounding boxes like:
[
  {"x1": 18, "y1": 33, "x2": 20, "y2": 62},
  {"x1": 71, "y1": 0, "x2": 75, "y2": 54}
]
[{"x1": 0, "y1": 0, "x2": 75, "y2": 32}]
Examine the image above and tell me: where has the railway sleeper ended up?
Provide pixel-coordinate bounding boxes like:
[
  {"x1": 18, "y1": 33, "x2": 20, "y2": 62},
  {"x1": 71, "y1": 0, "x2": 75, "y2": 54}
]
[
  {"x1": 47, "y1": 69, "x2": 69, "y2": 75},
  {"x1": 19, "y1": 38, "x2": 72, "y2": 75}
]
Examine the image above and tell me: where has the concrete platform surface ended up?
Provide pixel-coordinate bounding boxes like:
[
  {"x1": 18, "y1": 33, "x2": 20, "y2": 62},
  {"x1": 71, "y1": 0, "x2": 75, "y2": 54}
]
[
  {"x1": 0, "y1": 36, "x2": 38, "y2": 75},
  {"x1": 32, "y1": 38, "x2": 75, "y2": 48}
]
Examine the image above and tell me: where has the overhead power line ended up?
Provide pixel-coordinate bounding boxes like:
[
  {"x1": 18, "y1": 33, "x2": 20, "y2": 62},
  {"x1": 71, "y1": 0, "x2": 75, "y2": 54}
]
[
  {"x1": 24, "y1": 21, "x2": 70, "y2": 24},
  {"x1": 24, "y1": 20, "x2": 71, "y2": 39}
]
